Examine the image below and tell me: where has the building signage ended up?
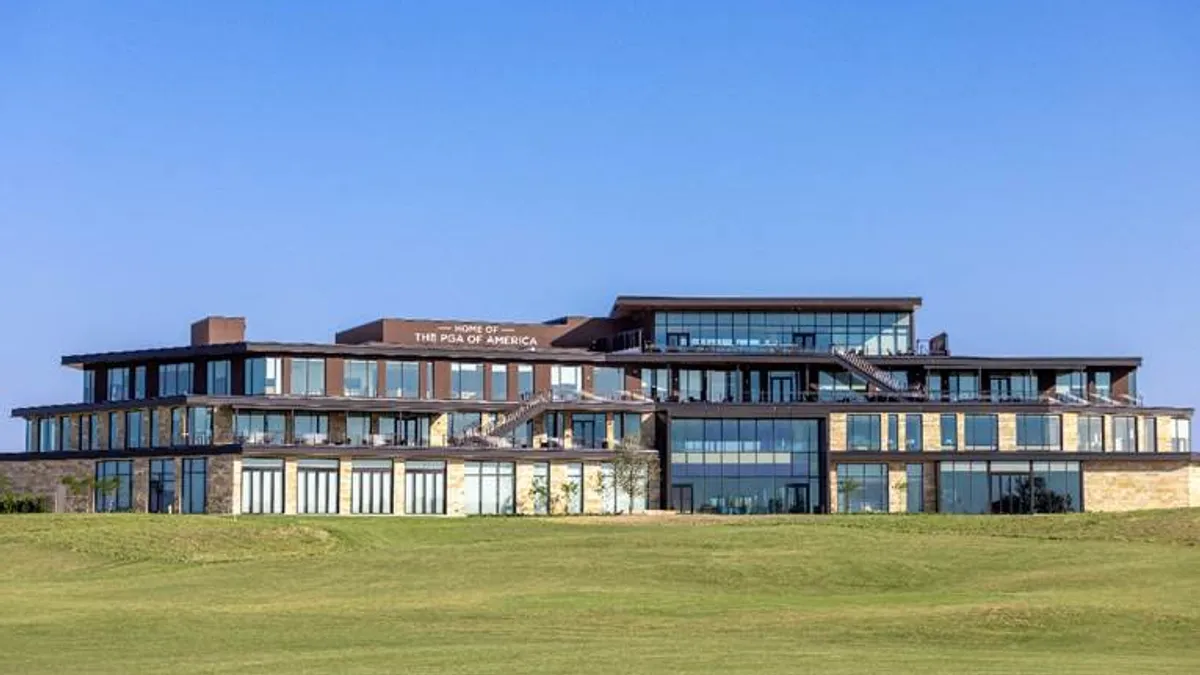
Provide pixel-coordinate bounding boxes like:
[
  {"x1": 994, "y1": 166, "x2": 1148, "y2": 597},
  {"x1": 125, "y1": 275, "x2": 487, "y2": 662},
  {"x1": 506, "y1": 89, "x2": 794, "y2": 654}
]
[{"x1": 414, "y1": 324, "x2": 540, "y2": 348}]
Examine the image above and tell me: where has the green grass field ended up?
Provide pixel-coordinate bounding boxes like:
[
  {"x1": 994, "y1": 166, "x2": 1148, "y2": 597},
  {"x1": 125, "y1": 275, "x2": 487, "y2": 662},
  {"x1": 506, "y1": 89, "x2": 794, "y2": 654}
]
[{"x1": 1, "y1": 511, "x2": 1198, "y2": 674}]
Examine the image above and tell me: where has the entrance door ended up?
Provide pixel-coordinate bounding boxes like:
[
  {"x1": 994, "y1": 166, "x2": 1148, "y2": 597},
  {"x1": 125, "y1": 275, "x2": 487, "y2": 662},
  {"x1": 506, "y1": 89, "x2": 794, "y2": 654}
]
[
  {"x1": 670, "y1": 484, "x2": 693, "y2": 514},
  {"x1": 769, "y1": 374, "x2": 795, "y2": 402},
  {"x1": 990, "y1": 473, "x2": 1032, "y2": 514},
  {"x1": 784, "y1": 483, "x2": 810, "y2": 514}
]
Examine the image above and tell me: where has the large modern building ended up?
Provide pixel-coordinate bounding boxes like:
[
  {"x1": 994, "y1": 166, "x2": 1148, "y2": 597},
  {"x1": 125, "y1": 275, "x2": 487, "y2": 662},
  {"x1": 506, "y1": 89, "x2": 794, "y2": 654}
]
[{"x1": 3, "y1": 295, "x2": 1197, "y2": 516}]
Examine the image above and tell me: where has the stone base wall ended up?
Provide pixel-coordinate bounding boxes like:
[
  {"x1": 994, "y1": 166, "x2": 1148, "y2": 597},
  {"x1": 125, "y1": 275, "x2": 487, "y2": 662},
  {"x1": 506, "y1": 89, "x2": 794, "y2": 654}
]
[
  {"x1": 0, "y1": 458, "x2": 94, "y2": 512},
  {"x1": 1082, "y1": 460, "x2": 1193, "y2": 511}
]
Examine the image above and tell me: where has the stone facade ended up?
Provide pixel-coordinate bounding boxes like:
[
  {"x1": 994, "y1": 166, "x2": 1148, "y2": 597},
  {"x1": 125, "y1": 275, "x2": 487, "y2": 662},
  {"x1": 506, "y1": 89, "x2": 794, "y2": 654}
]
[
  {"x1": 0, "y1": 458, "x2": 94, "y2": 512},
  {"x1": 209, "y1": 455, "x2": 236, "y2": 514},
  {"x1": 1082, "y1": 460, "x2": 1192, "y2": 511},
  {"x1": 827, "y1": 413, "x2": 846, "y2": 452},
  {"x1": 446, "y1": 460, "x2": 465, "y2": 516}
]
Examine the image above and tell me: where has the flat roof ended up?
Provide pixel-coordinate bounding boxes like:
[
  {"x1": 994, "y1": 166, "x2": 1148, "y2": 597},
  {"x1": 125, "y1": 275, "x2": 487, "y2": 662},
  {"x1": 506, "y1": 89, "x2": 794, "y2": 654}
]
[{"x1": 610, "y1": 295, "x2": 922, "y2": 317}]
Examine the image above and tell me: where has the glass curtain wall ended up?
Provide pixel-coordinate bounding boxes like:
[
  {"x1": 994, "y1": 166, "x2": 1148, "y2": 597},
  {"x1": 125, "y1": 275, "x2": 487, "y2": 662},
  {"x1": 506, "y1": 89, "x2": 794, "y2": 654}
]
[{"x1": 653, "y1": 311, "x2": 912, "y2": 355}]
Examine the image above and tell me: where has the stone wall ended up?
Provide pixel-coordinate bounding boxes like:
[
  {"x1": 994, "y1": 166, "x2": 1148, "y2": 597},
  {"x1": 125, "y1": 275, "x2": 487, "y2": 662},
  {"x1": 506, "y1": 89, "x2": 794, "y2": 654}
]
[
  {"x1": 0, "y1": 458, "x2": 94, "y2": 512},
  {"x1": 1082, "y1": 460, "x2": 1192, "y2": 511}
]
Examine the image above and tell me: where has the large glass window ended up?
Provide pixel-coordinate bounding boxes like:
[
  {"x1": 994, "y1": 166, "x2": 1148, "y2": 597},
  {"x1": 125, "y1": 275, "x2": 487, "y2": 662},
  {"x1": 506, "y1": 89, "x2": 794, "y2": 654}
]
[
  {"x1": 352, "y1": 460, "x2": 394, "y2": 515},
  {"x1": 704, "y1": 370, "x2": 742, "y2": 403},
  {"x1": 83, "y1": 370, "x2": 95, "y2": 403},
  {"x1": 108, "y1": 367, "x2": 130, "y2": 401},
  {"x1": 108, "y1": 412, "x2": 123, "y2": 450},
  {"x1": 297, "y1": 459, "x2": 339, "y2": 514},
  {"x1": 906, "y1": 464, "x2": 924, "y2": 513},
  {"x1": 679, "y1": 369, "x2": 703, "y2": 401},
  {"x1": 405, "y1": 460, "x2": 446, "y2": 514},
  {"x1": 817, "y1": 371, "x2": 866, "y2": 402},
  {"x1": 517, "y1": 365, "x2": 534, "y2": 400},
  {"x1": 905, "y1": 414, "x2": 923, "y2": 452},
  {"x1": 937, "y1": 461, "x2": 990, "y2": 514},
  {"x1": 294, "y1": 414, "x2": 329, "y2": 444},
  {"x1": 489, "y1": 364, "x2": 508, "y2": 401},
  {"x1": 344, "y1": 360, "x2": 377, "y2": 397},
  {"x1": 125, "y1": 411, "x2": 144, "y2": 449},
  {"x1": 641, "y1": 368, "x2": 669, "y2": 401},
  {"x1": 182, "y1": 458, "x2": 207, "y2": 514},
  {"x1": 384, "y1": 361, "x2": 420, "y2": 398},
  {"x1": 424, "y1": 362, "x2": 433, "y2": 398},
  {"x1": 532, "y1": 462, "x2": 550, "y2": 515},
  {"x1": 551, "y1": 365, "x2": 582, "y2": 401},
  {"x1": 593, "y1": 367, "x2": 625, "y2": 400},
  {"x1": 448, "y1": 412, "x2": 482, "y2": 442},
  {"x1": 886, "y1": 414, "x2": 899, "y2": 451},
  {"x1": 38, "y1": 418, "x2": 58, "y2": 452},
  {"x1": 941, "y1": 461, "x2": 1082, "y2": 514},
  {"x1": 963, "y1": 414, "x2": 997, "y2": 451},
  {"x1": 847, "y1": 414, "x2": 881, "y2": 451},
  {"x1": 59, "y1": 417, "x2": 71, "y2": 451},
  {"x1": 1113, "y1": 416, "x2": 1137, "y2": 453},
  {"x1": 95, "y1": 460, "x2": 133, "y2": 512},
  {"x1": 1016, "y1": 414, "x2": 1061, "y2": 450},
  {"x1": 653, "y1": 311, "x2": 912, "y2": 355},
  {"x1": 1055, "y1": 371, "x2": 1086, "y2": 400},
  {"x1": 207, "y1": 360, "x2": 231, "y2": 395},
  {"x1": 940, "y1": 414, "x2": 958, "y2": 450},
  {"x1": 378, "y1": 414, "x2": 431, "y2": 447},
  {"x1": 565, "y1": 463, "x2": 584, "y2": 514},
  {"x1": 1078, "y1": 415, "x2": 1104, "y2": 452},
  {"x1": 947, "y1": 373, "x2": 979, "y2": 402},
  {"x1": 171, "y1": 408, "x2": 185, "y2": 446},
  {"x1": 837, "y1": 464, "x2": 888, "y2": 513},
  {"x1": 571, "y1": 413, "x2": 606, "y2": 449},
  {"x1": 450, "y1": 363, "x2": 483, "y2": 400},
  {"x1": 149, "y1": 459, "x2": 176, "y2": 513},
  {"x1": 1093, "y1": 371, "x2": 1112, "y2": 399},
  {"x1": 188, "y1": 407, "x2": 212, "y2": 445},
  {"x1": 290, "y1": 358, "x2": 325, "y2": 396},
  {"x1": 159, "y1": 363, "x2": 194, "y2": 396},
  {"x1": 600, "y1": 461, "x2": 649, "y2": 514},
  {"x1": 245, "y1": 357, "x2": 282, "y2": 395},
  {"x1": 347, "y1": 414, "x2": 371, "y2": 445},
  {"x1": 235, "y1": 412, "x2": 287, "y2": 444},
  {"x1": 1144, "y1": 418, "x2": 1157, "y2": 453},
  {"x1": 669, "y1": 418, "x2": 821, "y2": 514},
  {"x1": 241, "y1": 458, "x2": 284, "y2": 514},
  {"x1": 80, "y1": 414, "x2": 99, "y2": 451},
  {"x1": 1170, "y1": 418, "x2": 1190, "y2": 453},
  {"x1": 463, "y1": 462, "x2": 516, "y2": 515},
  {"x1": 134, "y1": 366, "x2": 146, "y2": 399},
  {"x1": 989, "y1": 373, "x2": 1037, "y2": 402}
]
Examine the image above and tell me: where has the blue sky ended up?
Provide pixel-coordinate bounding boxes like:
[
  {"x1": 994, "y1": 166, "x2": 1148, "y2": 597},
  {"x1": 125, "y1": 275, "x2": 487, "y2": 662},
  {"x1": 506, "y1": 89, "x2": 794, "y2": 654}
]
[{"x1": 1, "y1": 1, "x2": 1198, "y2": 447}]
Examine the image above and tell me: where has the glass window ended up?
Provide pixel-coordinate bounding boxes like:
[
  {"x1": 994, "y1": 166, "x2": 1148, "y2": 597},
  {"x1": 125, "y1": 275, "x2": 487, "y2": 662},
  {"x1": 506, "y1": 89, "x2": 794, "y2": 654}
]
[
  {"x1": 571, "y1": 413, "x2": 606, "y2": 449},
  {"x1": 347, "y1": 414, "x2": 371, "y2": 446},
  {"x1": 837, "y1": 464, "x2": 888, "y2": 513},
  {"x1": 423, "y1": 362, "x2": 433, "y2": 399},
  {"x1": 679, "y1": 370, "x2": 703, "y2": 401},
  {"x1": 906, "y1": 464, "x2": 924, "y2": 513},
  {"x1": 565, "y1": 463, "x2": 584, "y2": 514},
  {"x1": 1016, "y1": 414, "x2": 1062, "y2": 450},
  {"x1": 551, "y1": 365, "x2": 582, "y2": 401},
  {"x1": 938, "y1": 461, "x2": 990, "y2": 514},
  {"x1": 905, "y1": 414, "x2": 923, "y2": 452},
  {"x1": 448, "y1": 412, "x2": 482, "y2": 442},
  {"x1": 517, "y1": 365, "x2": 534, "y2": 400},
  {"x1": 1078, "y1": 415, "x2": 1104, "y2": 452},
  {"x1": 384, "y1": 361, "x2": 419, "y2": 398},
  {"x1": 641, "y1": 368, "x2": 669, "y2": 401},
  {"x1": 294, "y1": 414, "x2": 329, "y2": 444},
  {"x1": 188, "y1": 407, "x2": 212, "y2": 445},
  {"x1": 182, "y1": 458, "x2": 207, "y2": 513},
  {"x1": 59, "y1": 417, "x2": 71, "y2": 451},
  {"x1": 108, "y1": 367, "x2": 130, "y2": 401},
  {"x1": 378, "y1": 414, "x2": 431, "y2": 447},
  {"x1": 887, "y1": 414, "x2": 899, "y2": 451},
  {"x1": 1170, "y1": 418, "x2": 1190, "y2": 453},
  {"x1": 297, "y1": 459, "x2": 339, "y2": 514},
  {"x1": 108, "y1": 412, "x2": 122, "y2": 450},
  {"x1": 947, "y1": 373, "x2": 979, "y2": 402},
  {"x1": 1055, "y1": 371, "x2": 1086, "y2": 399},
  {"x1": 95, "y1": 460, "x2": 133, "y2": 512},
  {"x1": 450, "y1": 363, "x2": 484, "y2": 400},
  {"x1": 134, "y1": 366, "x2": 146, "y2": 399},
  {"x1": 1144, "y1": 418, "x2": 1157, "y2": 453},
  {"x1": 25, "y1": 421, "x2": 35, "y2": 453},
  {"x1": 126, "y1": 411, "x2": 144, "y2": 449},
  {"x1": 351, "y1": 460, "x2": 394, "y2": 515},
  {"x1": 245, "y1": 357, "x2": 282, "y2": 395},
  {"x1": 38, "y1": 418, "x2": 58, "y2": 452},
  {"x1": 235, "y1": 412, "x2": 287, "y2": 444},
  {"x1": 206, "y1": 360, "x2": 231, "y2": 395},
  {"x1": 83, "y1": 370, "x2": 95, "y2": 403},
  {"x1": 158, "y1": 363, "x2": 194, "y2": 396},
  {"x1": 532, "y1": 462, "x2": 551, "y2": 515},
  {"x1": 148, "y1": 410, "x2": 159, "y2": 448},
  {"x1": 940, "y1": 414, "x2": 958, "y2": 450},
  {"x1": 241, "y1": 458, "x2": 285, "y2": 514},
  {"x1": 1093, "y1": 371, "x2": 1112, "y2": 398},
  {"x1": 847, "y1": 414, "x2": 881, "y2": 451},
  {"x1": 963, "y1": 414, "x2": 997, "y2": 450},
  {"x1": 149, "y1": 459, "x2": 176, "y2": 513},
  {"x1": 171, "y1": 408, "x2": 185, "y2": 445},
  {"x1": 405, "y1": 460, "x2": 446, "y2": 514},
  {"x1": 1112, "y1": 416, "x2": 1136, "y2": 453},
  {"x1": 463, "y1": 462, "x2": 516, "y2": 515},
  {"x1": 290, "y1": 358, "x2": 325, "y2": 396},
  {"x1": 489, "y1": 364, "x2": 508, "y2": 401},
  {"x1": 344, "y1": 360, "x2": 377, "y2": 397},
  {"x1": 593, "y1": 367, "x2": 624, "y2": 400}
]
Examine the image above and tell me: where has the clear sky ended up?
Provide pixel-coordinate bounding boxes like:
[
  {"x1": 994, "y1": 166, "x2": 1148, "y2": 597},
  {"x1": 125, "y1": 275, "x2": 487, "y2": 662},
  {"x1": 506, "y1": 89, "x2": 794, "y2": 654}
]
[{"x1": 1, "y1": 1, "x2": 1198, "y2": 448}]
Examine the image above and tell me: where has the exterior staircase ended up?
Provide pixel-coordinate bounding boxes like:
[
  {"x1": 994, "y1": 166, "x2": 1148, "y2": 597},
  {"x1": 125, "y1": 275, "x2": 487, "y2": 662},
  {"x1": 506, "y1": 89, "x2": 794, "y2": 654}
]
[
  {"x1": 831, "y1": 346, "x2": 923, "y2": 399},
  {"x1": 462, "y1": 391, "x2": 554, "y2": 446}
]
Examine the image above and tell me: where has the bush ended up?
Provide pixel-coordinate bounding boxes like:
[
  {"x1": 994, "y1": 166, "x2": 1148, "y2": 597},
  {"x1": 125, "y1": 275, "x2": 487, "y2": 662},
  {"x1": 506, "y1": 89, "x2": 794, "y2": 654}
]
[{"x1": 0, "y1": 494, "x2": 53, "y2": 514}]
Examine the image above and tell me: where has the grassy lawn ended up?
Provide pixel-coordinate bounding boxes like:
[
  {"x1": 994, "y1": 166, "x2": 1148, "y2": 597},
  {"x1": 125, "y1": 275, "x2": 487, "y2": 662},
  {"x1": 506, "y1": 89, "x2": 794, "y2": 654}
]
[{"x1": 1, "y1": 511, "x2": 1198, "y2": 674}]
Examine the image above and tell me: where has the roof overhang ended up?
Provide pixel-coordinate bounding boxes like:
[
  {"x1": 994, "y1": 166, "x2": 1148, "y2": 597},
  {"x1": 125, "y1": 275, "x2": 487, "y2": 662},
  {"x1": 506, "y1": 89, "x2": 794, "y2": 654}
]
[{"x1": 610, "y1": 295, "x2": 922, "y2": 318}]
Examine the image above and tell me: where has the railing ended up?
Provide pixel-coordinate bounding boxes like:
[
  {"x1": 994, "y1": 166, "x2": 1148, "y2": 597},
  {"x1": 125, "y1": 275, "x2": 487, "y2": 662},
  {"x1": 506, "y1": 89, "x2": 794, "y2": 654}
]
[
  {"x1": 236, "y1": 432, "x2": 429, "y2": 447},
  {"x1": 831, "y1": 346, "x2": 910, "y2": 393},
  {"x1": 639, "y1": 337, "x2": 950, "y2": 357}
]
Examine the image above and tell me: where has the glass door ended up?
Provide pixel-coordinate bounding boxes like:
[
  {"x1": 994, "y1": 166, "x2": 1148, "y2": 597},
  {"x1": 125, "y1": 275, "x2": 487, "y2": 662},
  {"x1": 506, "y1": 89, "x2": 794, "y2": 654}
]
[
  {"x1": 784, "y1": 483, "x2": 810, "y2": 514},
  {"x1": 792, "y1": 332, "x2": 817, "y2": 351},
  {"x1": 769, "y1": 373, "x2": 795, "y2": 402},
  {"x1": 670, "y1": 484, "x2": 693, "y2": 514},
  {"x1": 990, "y1": 473, "x2": 1033, "y2": 514}
]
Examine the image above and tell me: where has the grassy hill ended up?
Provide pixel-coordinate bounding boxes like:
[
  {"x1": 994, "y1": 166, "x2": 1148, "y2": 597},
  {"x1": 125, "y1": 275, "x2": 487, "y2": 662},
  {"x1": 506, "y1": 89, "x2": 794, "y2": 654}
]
[{"x1": 1, "y1": 511, "x2": 1198, "y2": 674}]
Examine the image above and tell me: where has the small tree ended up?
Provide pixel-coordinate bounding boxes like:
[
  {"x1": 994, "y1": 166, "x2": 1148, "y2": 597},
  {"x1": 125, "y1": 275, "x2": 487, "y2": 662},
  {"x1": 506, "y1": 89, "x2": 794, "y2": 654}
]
[
  {"x1": 61, "y1": 474, "x2": 121, "y2": 513},
  {"x1": 837, "y1": 478, "x2": 862, "y2": 513},
  {"x1": 558, "y1": 480, "x2": 580, "y2": 515},
  {"x1": 609, "y1": 433, "x2": 659, "y2": 514},
  {"x1": 528, "y1": 476, "x2": 555, "y2": 515}
]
